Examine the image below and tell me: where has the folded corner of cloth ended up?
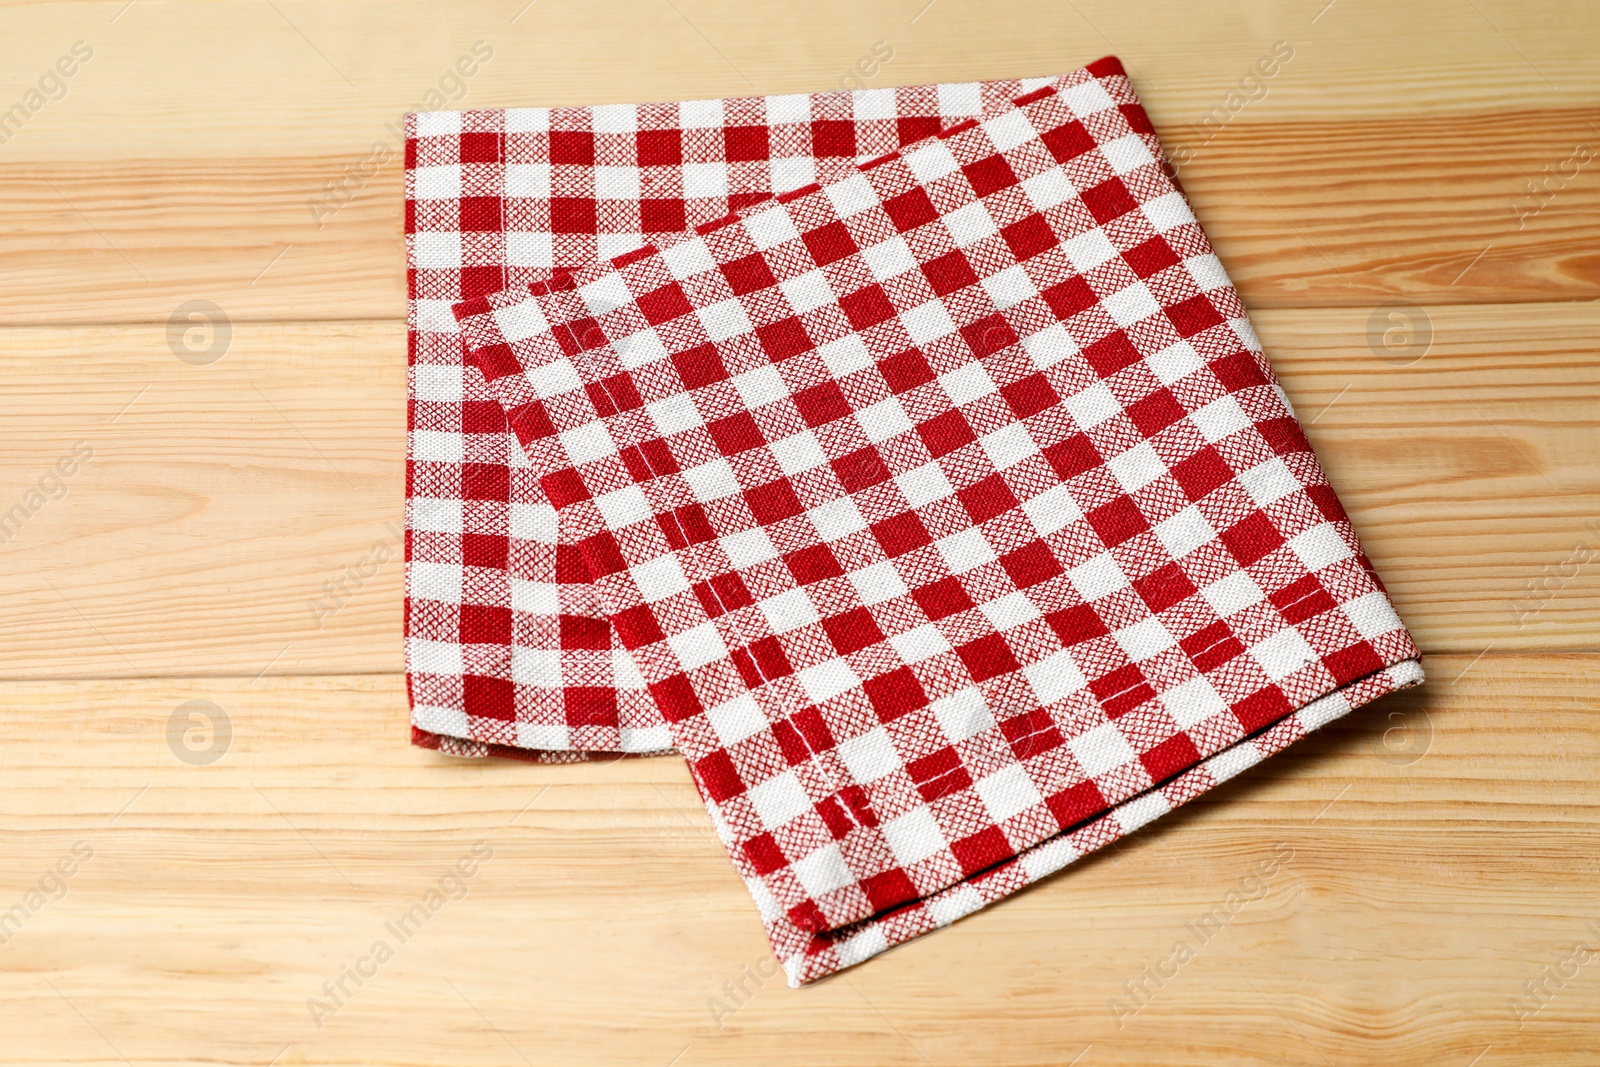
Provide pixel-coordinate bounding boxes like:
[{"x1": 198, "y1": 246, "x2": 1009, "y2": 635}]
[{"x1": 403, "y1": 56, "x2": 1423, "y2": 985}]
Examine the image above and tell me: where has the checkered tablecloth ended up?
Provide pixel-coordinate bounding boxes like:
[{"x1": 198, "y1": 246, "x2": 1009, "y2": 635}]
[
  {"x1": 405, "y1": 58, "x2": 1422, "y2": 984},
  {"x1": 407, "y1": 69, "x2": 1098, "y2": 760}
]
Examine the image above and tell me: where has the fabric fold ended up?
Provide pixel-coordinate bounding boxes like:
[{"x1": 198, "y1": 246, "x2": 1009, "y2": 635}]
[{"x1": 405, "y1": 66, "x2": 1136, "y2": 760}]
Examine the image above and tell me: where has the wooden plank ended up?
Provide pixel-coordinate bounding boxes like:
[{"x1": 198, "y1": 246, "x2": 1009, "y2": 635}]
[
  {"x1": 0, "y1": 653, "x2": 1594, "y2": 1065},
  {"x1": 1, "y1": 1, "x2": 1597, "y2": 324},
  {"x1": 11, "y1": 106, "x2": 1599, "y2": 326},
  {"x1": 4, "y1": 0, "x2": 1594, "y2": 161},
  {"x1": 1186, "y1": 107, "x2": 1600, "y2": 308},
  {"x1": 1, "y1": 301, "x2": 1593, "y2": 679}
]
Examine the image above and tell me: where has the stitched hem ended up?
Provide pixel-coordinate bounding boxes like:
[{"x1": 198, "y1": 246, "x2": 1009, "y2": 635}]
[{"x1": 764, "y1": 655, "x2": 1423, "y2": 985}]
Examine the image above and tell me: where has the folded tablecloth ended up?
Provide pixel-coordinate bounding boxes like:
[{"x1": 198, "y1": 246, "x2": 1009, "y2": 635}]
[
  {"x1": 408, "y1": 67, "x2": 1121, "y2": 760},
  {"x1": 405, "y1": 58, "x2": 1423, "y2": 985}
]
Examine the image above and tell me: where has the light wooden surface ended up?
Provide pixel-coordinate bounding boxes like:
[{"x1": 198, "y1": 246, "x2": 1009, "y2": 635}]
[{"x1": 1, "y1": 2, "x2": 1597, "y2": 1064}]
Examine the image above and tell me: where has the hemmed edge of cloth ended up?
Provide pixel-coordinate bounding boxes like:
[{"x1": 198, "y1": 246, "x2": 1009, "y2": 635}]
[
  {"x1": 767, "y1": 655, "x2": 1423, "y2": 986},
  {"x1": 410, "y1": 725, "x2": 673, "y2": 763}
]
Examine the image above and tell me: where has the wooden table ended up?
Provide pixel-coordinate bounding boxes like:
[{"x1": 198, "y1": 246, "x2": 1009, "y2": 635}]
[{"x1": 3, "y1": 2, "x2": 1597, "y2": 1063}]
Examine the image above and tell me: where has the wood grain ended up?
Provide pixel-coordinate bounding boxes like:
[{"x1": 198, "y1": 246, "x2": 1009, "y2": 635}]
[
  {"x1": 10, "y1": 104, "x2": 1599, "y2": 326},
  {"x1": 1, "y1": 654, "x2": 1596, "y2": 1066},
  {"x1": 2, "y1": 0, "x2": 1597, "y2": 1062},
  {"x1": 0, "y1": 320, "x2": 405, "y2": 681}
]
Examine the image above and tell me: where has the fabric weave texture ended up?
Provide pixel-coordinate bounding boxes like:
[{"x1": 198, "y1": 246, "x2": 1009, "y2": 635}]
[{"x1": 405, "y1": 58, "x2": 1422, "y2": 985}]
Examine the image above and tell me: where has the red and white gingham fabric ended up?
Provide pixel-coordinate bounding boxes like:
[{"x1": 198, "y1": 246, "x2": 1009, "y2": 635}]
[
  {"x1": 443, "y1": 79, "x2": 1424, "y2": 983},
  {"x1": 405, "y1": 69, "x2": 1107, "y2": 761}
]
